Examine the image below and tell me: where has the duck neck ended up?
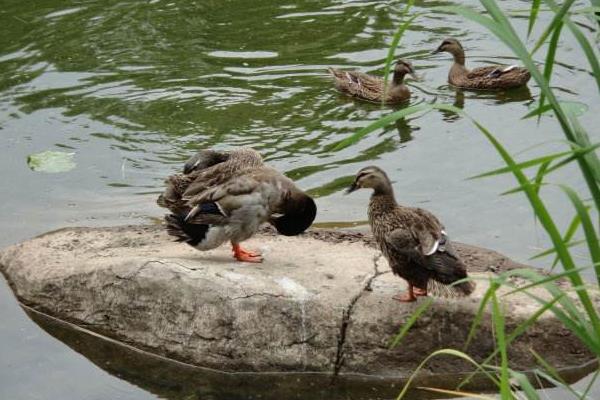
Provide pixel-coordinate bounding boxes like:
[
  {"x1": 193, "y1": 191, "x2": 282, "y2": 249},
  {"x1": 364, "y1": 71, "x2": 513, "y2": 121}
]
[
  {"x1": 450, "y1": 48, "x2": 466, "y2": 66},
  {"x1": 391, "y1": 70, "x2": 406, "y2": 86},
  {"x1": 371, "y1": 180, "x2": 396, "y2": 200}
]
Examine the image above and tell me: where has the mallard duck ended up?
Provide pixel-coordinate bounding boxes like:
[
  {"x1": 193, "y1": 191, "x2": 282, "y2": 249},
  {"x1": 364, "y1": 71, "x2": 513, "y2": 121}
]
[
  {"x1": 432, "y1": 38, "x2": 530, "y2": 90},
  {"x1": 328, "y1": 59, "x2": 417, "y2": 104},
  {"x1": 157, "y1": 148, "x2": 264, "y2": 215},
  {"x1": 346, "y1": 166, "x2": 475, "y2": 302},
  {"x1": 158, "y1": 149, "x2": 316, "y2": 263}
]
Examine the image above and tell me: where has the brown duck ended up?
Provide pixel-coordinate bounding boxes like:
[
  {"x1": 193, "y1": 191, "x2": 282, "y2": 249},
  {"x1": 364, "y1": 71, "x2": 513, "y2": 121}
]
[
  {"x1": 432, "y1": 38, "x2": 530, "y2": 90},
  {"x1": 328, "y1": 59, "x2": 417, "y2": 104},
  {"x1": 158, "y1": 148, "x2": 316, "y2": 262},
  {"x1": 346, "y1": 166, "x2": 475, "y2": 302}
]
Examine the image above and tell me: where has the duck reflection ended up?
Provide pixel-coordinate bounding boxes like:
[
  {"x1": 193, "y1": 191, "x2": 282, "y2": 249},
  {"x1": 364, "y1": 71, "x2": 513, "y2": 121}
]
[{"x1": 438, "y1": 85, "x2": 533, "y2": 122}]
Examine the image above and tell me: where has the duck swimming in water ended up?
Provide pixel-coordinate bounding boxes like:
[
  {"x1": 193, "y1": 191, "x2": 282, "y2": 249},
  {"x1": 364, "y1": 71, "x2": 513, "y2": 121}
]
[
  {"x1": 158, "y1": 148, "x2": 316, "y2": 263},
  {"x1": 432, "y1": 38, "x2": 530, "y2": 90},
  {"x1": 346, "y1": 166, "x2": 475, "y2": 302},
  {"x1": 328, "y1": 59, "x2": 417, "y2": 104}
]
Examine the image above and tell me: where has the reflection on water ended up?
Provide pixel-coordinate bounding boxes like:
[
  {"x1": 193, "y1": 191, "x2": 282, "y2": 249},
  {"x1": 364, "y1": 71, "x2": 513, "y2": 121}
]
[
  {"x1": 0, "y1": 0, "x2": 599, "y2": 399},
  {"x1": 23, "y1": 305, "x2": 599, "y2": 400}
]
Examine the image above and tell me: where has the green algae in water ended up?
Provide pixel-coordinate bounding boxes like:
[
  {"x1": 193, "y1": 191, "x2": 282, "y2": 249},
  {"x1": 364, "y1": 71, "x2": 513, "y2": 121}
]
[{"x1": 27, "y1": 150, "x2": 76, "y2": 173}]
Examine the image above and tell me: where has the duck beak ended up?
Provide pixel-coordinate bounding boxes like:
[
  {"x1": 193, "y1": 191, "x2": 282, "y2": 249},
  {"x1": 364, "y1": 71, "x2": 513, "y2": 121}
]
[
  {"x1": 407, "y1": 67, "x2": 421, "y2": 81},
  {"x1": 183, "y1": 159, "x2": 201, "y2": 174},
  {"x1": 345, "y1": 181, "x2": 359, "y2": 194},
  {"x1": 431, "y1": 45, "x2": 443, "y2": 55}
]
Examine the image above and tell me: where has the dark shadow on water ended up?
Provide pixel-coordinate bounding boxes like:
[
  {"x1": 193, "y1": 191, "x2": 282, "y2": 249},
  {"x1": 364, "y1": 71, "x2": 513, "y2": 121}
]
[{"x1": 24, "y1": 304, "x2": 599, "y2": 400}]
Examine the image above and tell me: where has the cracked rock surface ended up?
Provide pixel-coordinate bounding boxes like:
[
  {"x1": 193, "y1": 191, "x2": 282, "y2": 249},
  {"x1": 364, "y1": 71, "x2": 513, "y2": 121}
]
[{"x1": 0, "y1": 225, "x2": 596, "y2": 378}]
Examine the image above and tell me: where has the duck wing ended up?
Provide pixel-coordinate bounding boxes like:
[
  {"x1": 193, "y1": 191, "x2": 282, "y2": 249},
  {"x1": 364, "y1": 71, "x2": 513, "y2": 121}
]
[
  {"x1": 328, "y1": 68, "x2": 384, "y2": 102},
  {"x1": 466, "y1": 65, "x2": 531, "y2": 89},
  {"x1": 386, "y1": 208, "x2": 474, "y2": 296},
  {"x1": 182, "y1": 149, "x2": 263, "y2": 199},
  {"x1": 184, "y1": 174, "x2": 265, "y2": 224}
]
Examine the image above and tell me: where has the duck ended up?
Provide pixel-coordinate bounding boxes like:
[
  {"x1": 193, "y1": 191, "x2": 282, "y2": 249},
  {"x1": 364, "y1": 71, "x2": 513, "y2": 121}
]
[
  {"x1": 346, "y1": 166, "x2": 475, "y2": 302},
  {"x1": 432, "y1": 38, "x2": 530, "y2": 90},
  {"x1": 328, "y1": 59, "x2": 417, "y2": 104},
  {"x1": 158, "y1": 148, "x2": 317, "y2": 263}
]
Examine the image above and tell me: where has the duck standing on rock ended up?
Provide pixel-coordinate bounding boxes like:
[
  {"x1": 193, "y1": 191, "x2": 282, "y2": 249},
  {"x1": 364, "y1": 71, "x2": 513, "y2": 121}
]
[
  {"x1": 157, "y1": 148, "x2": 317, "y2": 263},
  {"x1": 328, "y1": 59, "x2": 417, "y2": 104},
  {"x1": 346, "y1": 166, "x2": 475, "y2": 302},
  {"x1": 432, "y1": 38, "x2": 530, "y2": 90}
]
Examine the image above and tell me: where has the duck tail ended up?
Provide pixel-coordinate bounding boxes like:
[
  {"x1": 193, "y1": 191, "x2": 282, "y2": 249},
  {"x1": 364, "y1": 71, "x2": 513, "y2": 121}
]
[
  {"x1": 428, "y1": 279, "x2": 476, "y2": 298},
  {"x1": 426, "y1": 251, "x2": 476, "y2": 298},
  {"x1": 157, "y1": 194, "x2": 168, "y2": 208},
  {"x1": 164, "y1": 213, "x2": 209, "y2": 247}
]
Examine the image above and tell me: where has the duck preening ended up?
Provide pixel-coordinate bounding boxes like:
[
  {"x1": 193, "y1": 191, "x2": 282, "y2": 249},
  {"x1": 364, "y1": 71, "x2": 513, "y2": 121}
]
[
  {"x1": 157, "y1": 148, "x2": 317, "y2": 263},
  {"x1": 432, "y1": 38, "x2": 530, "y2": 90},
  {"x1": 346, "y1": 166, "x2": 475, "y2": 302},
  {"x1": 328, "y1": 59, "x2": 417, "y2": 104}
]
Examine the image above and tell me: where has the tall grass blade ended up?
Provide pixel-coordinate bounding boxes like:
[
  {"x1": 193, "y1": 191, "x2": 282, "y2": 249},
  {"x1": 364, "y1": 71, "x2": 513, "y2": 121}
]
[
  {"x1": 509, "y1": 370, "x2": 540, "y2": 399},
  {"x1": 416, "y1": 387, "x2": 496, "y2": 399},
  {"x1": 463, "y1": 281, "x2": 494, "y2": 351},
  {"x1": 331, "y1": 103, "x2": 431, "y2": 151},
  {"x1": 490, "y1": 290, "x2": 511, "y2": 399},
  {"x1": 531, "y1": 0, "x2": 576, "y2": 54},
  {"x1": 388, "y1": 297, "x2": 433, "y2": 349},
  {"x1": 559, "y1": 185, "x2": 600, "y2": 283},
  {"x1": 533, "y1": 160, "x2": 550, "y2": 197},
  {"x1": 545, "y1": 0, "x2": 600, "y2": 93},
  {"x1": 468, "y1": 149, "x2": 580, "y2": 179},
  {"x1": 397, "y1": 349, "x2": 500, "y2": 399},
  {"x1": 527, "y1": 0, "x2": 542, "y2": 37},
  {"x1": 530, "y1": 239, "x2": 585, "y2": 260},
  {"x1": 530, "y1": 349, "x2": 585, "y2": 398},
  {"x1": 537, "y1": 20, "x2": 563, "y2": 117}
]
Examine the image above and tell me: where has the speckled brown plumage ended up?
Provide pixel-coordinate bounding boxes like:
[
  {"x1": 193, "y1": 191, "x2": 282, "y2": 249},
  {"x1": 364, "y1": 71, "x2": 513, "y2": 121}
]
[
  {"x1": 347, "y1": 166, "x2": 475, "y2": 302},
  {"x1": 157, "y1": 148, "x2": 264, "y2": 215},
  {"x1": 433, "y1": 38, "x2": 530, "y2": 90},
  {"x1": 328, "y1": 59, "x2": 415, "y2": 104}
]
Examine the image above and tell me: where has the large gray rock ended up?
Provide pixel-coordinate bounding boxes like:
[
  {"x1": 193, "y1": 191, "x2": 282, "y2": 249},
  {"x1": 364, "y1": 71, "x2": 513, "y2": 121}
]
[{"x1": 0, "y1": 225, "x2": 597, "y2": 398}]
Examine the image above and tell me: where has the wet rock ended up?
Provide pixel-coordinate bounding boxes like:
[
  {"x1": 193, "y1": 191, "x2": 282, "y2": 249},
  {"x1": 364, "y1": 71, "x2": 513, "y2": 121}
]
[{"x1": 0, "y1": 225, "x2": 596, "y2": 391}]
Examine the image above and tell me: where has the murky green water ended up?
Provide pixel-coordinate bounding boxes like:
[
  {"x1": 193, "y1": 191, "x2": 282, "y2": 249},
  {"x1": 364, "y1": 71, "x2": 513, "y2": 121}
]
[{"x1": 1, "y1": 0, "x2": 598, "y2": 399}]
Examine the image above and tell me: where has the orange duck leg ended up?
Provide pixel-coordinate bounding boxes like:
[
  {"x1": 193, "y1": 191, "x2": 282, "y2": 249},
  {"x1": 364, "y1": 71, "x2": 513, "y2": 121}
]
[{"x1": 232, "y1": 242, "x2": 263, "y2": 263}]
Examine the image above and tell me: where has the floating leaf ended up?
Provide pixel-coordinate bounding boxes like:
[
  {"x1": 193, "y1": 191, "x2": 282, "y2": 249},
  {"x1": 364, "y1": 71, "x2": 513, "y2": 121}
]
[
  {"x1": 526, "y1": 100, "x2": 588, "y2": 118},
  {"x1": 27, "y1": 150, "x2": 76, "y2": 173}
]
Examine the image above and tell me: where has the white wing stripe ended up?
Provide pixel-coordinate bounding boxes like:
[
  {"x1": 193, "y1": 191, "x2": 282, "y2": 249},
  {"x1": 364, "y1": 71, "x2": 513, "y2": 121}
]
[{"x1": 425, "y1": 240, "x2": 439, "y2": 256}]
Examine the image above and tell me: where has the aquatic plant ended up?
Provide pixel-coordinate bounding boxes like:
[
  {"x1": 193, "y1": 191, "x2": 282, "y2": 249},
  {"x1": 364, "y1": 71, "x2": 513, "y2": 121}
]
[{"x1": 341, "y1": 0, "x2": 600, "y2": 398}]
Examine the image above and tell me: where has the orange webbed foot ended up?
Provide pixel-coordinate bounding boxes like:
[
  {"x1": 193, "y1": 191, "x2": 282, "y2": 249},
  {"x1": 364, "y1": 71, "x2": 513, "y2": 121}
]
[
  {"x1": 413, "y1": 287, "x2": 428, "y2": 297},
  {"x1": 232, "y1": 244, "x2": 263, "y2": 263},
  {"x1": 392, "y1": 292, "x2": 417, "y2": 302}
]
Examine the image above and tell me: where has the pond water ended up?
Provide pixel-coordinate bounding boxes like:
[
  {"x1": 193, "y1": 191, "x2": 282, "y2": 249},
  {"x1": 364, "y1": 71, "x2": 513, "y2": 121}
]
[{"x1": 0, "y1": 0, "x2": 598, "y2": 399}]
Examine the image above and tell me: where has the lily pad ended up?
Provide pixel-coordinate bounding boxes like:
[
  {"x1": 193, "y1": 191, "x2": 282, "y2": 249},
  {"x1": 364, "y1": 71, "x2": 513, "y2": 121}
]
[
  {"x1": 27, "y1": 150, "x2": 76, "y2": 173},
  {"x1": 526, "y1": 100, "x2": 588, "y2": 118},
  {"x1": 561, "y1": 101, "x2": 589, "y2": 117}
]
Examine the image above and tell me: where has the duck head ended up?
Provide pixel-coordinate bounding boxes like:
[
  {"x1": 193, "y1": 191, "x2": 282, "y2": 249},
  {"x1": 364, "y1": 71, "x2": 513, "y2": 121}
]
[
  {"x1": 346, "y1": 166, "x2": 393, "y2": 195},
  {"x1": 431, "y1": 38, "x2": 463, "y2": 56},
  {"x1": 393, "y1": 59, "x2": 418, "y2": 82},
  {"x1": 271, "y1": 191, "x2": 317, "y2": 236},
  {"x1": 183, "y1": 150, "x2": 228, "y2": 174},
  {"x1": 394, "y1": 59, "x2": 416, "y2": 79}
]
